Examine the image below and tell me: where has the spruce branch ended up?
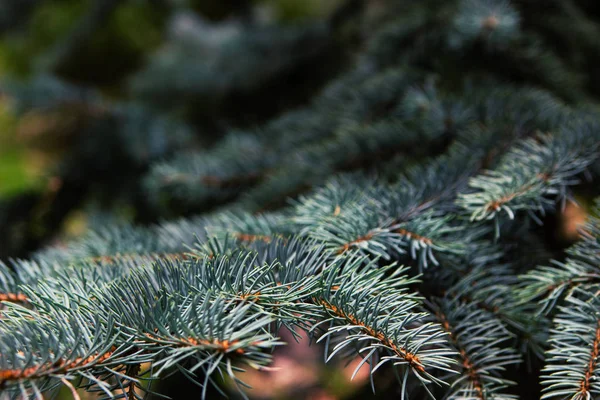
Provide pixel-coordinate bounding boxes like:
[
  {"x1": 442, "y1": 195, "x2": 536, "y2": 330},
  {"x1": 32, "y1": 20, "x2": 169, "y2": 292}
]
[
  {"x1": 518, "y1": 202, "x2": 600, "y2": 315},
  {"x1": 312, "y1": 261, "x2": 457, "y2": 396},
  {"x1": 458, "y1": 124, "x2": 600, "y2": 235},
  {"x1": 450, "y1": 0, "x2": 521, "y2": 49},
  {"x1": 542, "y1": 285, "x2": 600, "y2": 399},
  {"x1": 427, "y1": 298, "x2": 521, "y2": 400}
]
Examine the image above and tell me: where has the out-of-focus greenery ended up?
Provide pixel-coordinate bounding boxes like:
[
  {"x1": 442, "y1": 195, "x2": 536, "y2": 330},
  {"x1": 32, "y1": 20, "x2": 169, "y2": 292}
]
[
  {"x1": 0, "y1": 0, "x2": 337, "y2": 198},
  {"x1": 0, "y1": 104, "x2": 45, "y2": 196},
  {"x1": 0, "y1": 0, "x2": 338, "y2": 78},
  {"x1": 259, "y1": 0, "x2": 343, "y2": 21},
  {"x1": 0, "y1": 0, "x2": 164, "y2": 82},
  {"x1": 0, "y1": 1, "x2": 87, "y2": 77}
]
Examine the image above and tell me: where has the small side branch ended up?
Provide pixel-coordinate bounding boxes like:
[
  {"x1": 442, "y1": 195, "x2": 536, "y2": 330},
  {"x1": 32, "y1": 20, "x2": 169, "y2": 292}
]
[
  {"x1": 580, "y1": 322, "x2": 600, "y2": 397},
  {"x1": 0, "y1": 293, "x2": 29, "y2": 304},
  {"x1": 318, "y1": 299, "x2": 425, "y2": 372}
]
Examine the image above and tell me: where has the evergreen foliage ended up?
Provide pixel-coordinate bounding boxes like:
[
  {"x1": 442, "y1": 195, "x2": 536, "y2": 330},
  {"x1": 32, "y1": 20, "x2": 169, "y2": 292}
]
[{"x1": 1, "y1": 0, "x2": 600, "y2": 399}]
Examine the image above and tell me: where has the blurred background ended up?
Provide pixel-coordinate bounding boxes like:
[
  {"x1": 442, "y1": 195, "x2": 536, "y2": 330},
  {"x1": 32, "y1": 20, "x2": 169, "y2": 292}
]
[{"x1": 0, "y1": 0, "x2": 351, "y2": 259}]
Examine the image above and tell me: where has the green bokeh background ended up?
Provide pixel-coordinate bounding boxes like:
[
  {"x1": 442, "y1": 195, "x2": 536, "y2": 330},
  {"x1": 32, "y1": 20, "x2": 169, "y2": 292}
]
[{"x1": 0, "y1": 0, "x2": 340, "y2": 197}]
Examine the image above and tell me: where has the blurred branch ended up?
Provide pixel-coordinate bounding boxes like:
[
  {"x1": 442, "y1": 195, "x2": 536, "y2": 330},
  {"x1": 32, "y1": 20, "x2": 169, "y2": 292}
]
[
  {"x1": 329, "y1": 0, "x2": 365, "y2": 31},
  {"x1": 0, "y1": 0, "x2": 40, "y2": 34},
  {"x1": 41, "y1": 0, "x2": 124, "y2": 73}
]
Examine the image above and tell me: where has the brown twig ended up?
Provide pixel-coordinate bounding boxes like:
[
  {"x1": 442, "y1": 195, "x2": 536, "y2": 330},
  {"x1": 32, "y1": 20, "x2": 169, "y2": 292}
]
[
  {"x1": 318, "y1": 299, "x2": 425, "y2": 372},
  {"x1": 579, "y1": 322, "x2": 600, "y2": 397},
  {"x1": 435, "y1": 311, "x2": 484, "y2": 399},
  {"x1": 0, "y1": 346, "x2": 117, "y2": 385}
]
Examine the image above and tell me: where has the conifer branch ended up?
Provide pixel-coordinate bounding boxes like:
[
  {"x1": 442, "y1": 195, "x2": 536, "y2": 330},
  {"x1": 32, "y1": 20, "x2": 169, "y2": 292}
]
[
  {"x1": 459, "y1": 126, "x2": 600, "y2": 233},
  {"x1": 427, "y1": 298, "x2": 520, "y2": 400},
  {"x1": 312, "y1": 261, "x2": 456, "y2": 394},
  {"x1": 518, "y1": 201, "x2": 600, "y2": 315},
  {"x1": 542, "y1": 285, "x2": 600, "y2": 399}
]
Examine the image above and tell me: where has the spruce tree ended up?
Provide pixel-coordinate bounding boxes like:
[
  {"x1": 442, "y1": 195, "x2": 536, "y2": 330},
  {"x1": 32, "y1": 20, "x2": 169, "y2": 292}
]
[{"x1": 1, "y1": 0, "x2": 600, "y2": 399}]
